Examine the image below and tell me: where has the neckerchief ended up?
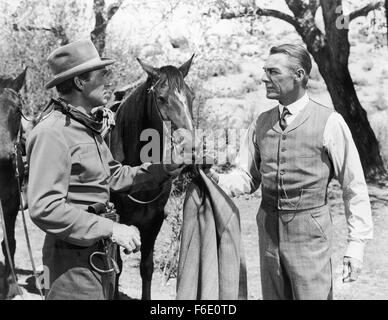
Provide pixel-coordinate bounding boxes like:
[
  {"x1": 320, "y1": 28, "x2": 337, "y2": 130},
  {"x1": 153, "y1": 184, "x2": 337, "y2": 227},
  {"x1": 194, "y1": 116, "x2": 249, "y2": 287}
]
[
  {"x1": 91, "y1": 106, "x2": 116, "y2": 138},
  {"x1": 52, "y1": 98, "x2": 104, "y2": 134}
]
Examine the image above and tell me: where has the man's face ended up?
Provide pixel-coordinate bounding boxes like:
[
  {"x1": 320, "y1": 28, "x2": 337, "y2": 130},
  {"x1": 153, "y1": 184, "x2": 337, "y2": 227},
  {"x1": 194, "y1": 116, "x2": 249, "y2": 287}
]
[
  {"x1": 261, "y1": 54, "x2": 297, "y2": 101},
  {"x1": 81, "y1": 68, "x2": 111, "y2": 107}
]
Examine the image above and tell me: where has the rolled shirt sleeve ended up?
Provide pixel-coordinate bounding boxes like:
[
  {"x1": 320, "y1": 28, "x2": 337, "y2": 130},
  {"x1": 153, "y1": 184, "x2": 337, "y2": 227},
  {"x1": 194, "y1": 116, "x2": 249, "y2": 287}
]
[
  {"x1": 324, "y1": 112, "x2": 373, "y2": 262},
  {"x1": 27, "y1": 127, "x2": 114, "y2": 247},
  {"x1": 218, "y1": 120, "x2": 262, "y2": 197}
]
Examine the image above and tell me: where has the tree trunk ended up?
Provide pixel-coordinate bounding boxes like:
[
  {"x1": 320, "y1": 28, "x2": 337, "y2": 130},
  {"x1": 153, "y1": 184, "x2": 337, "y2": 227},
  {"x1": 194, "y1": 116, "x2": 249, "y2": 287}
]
[
  {"x1": 315, "y1": 0, "x2": 386, "y2": 180},
  {"x1": 221, "y1": 0, "x2": 387, "y2": 179},
  {"x1": 91, "y1": 0, "x2": 107, "y2": 56},
  {"x1": 311, "y1": 46, "x2": 386, "y2": 179},
  {"x1": 386, "y1": 0, "x2": 388, "y2": 45},
  {"x1": 91, "y1": 0, "x2": 123, "y2": 56}
]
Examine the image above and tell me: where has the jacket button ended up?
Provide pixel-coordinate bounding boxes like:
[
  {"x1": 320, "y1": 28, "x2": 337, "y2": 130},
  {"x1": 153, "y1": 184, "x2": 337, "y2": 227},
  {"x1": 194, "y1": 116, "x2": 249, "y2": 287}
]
[
  {"x1": 281, "y1": 147, "x2": 287, "y2": 152},
  {"x1": 280, "y1": 170, "x2": 285, "y2": 175},
  {"x1": 282, "y1": 135, "x2": 287, "y2": 140},
  {"x1": 280, "y1": 158, "x2": 286, "y2": 164}
]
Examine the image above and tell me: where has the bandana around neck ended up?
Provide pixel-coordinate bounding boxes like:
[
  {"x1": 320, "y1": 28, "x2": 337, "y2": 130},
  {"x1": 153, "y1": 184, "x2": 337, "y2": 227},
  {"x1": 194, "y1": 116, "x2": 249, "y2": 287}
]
[{"x1": 52, "y1": 98, "x2": 104, "y2": 134}]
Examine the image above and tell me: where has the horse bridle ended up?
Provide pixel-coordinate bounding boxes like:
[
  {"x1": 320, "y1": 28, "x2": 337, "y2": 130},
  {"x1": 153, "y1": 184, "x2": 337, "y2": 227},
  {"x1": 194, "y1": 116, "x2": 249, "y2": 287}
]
[
  {"x1": 122, "y1": 78, "x2": 174, "y2": 205},
  {"x1": 11, "y1": 90, "x2": 33, "y2": 122},
  {"x1": 148, "y1": 78, "x2": 199, "y2": 168},
  {"x1": 148, "y1": 78, "x2": 174, "y2": 139}
]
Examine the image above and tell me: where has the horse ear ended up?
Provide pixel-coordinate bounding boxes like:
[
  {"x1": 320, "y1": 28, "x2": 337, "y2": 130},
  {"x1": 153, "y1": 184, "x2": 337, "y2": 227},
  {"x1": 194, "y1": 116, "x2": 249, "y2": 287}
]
[
  {"x1": 179, "y1": 54, "x2": 194, "y2": 78},
  {"x1": 137, "y1": 58, "x2": 160, "y2": 79},
  {"x1": 12, "y1": 67, "x2": 27, "y2": 92}
]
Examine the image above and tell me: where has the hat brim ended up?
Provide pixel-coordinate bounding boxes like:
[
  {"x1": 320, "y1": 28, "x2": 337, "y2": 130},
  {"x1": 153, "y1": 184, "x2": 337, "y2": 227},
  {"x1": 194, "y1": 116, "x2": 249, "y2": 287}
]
[{"x1": 45, "y1": 57, "x2": 115, "y2": 89}]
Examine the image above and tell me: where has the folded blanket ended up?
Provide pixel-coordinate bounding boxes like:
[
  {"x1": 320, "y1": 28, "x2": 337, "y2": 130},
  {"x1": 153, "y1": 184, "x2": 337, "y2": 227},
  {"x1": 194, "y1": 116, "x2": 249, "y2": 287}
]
[{"x1": 176, "y1": 170, "x2": 247, "y2": 300}]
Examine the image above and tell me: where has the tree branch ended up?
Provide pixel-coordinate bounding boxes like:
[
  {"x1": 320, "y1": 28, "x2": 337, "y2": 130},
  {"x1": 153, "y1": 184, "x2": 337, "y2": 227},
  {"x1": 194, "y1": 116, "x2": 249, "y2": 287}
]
[
  {"x1": 13, "y1": 24, "x2": 52, "y2": 32},
  {"x1": 349, "y1": 1, "x2": 384, "y2": 21},
  {"x1": 285, "y1": 0, "x2": 310, "y2": 18},
  {"x1": 107, "y1": 0, "x2": 124, "y2": 21},
  {"x1": 255, "y1": 8, "x2": 300, "y2": 29},
  {"x1": 220, "y1": 6, "x2": 254, "y2": 19},
  {"x1": 221, "y1": 7, "x2": 300, "y2": 30},
  {"x1": 12, "y1": 24, "x2": 69, "y2": 45},
  {"x1": 91, "y1": 0, "x2": 124, "y2": 55},
  {"x1": 308, "y1": 0, "x2": 320, "y2": 17}
]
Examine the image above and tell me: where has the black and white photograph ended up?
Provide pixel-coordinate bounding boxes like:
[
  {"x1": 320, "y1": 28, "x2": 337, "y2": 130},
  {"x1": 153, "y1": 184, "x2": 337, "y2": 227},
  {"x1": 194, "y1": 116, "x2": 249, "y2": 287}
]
[{"x1": 0, "y1": 0, "x2": 387, "y2": 305}]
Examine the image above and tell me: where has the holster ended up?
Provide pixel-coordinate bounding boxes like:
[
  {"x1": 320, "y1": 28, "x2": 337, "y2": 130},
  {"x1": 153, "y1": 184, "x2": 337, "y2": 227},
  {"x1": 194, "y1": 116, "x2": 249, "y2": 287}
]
[{"x1": 87, "y1": 202, "x2": 120, "y2": 300}]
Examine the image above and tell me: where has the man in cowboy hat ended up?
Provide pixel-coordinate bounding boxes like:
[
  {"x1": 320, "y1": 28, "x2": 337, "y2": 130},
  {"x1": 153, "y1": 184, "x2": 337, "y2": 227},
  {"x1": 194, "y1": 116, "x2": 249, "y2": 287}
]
[
  {"x1": 26, "y1": 39, "x2": 185, "y2": 300},
  {"x1": 207, "y1": 44, "x2": 373, "y2": 300}
]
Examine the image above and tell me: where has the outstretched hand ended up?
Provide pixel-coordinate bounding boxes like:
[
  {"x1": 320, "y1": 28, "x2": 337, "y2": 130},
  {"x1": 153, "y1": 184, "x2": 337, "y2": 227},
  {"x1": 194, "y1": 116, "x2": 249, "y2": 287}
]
[{"x1": 164, "y1": 128, "x2": 220, "y2": 180}]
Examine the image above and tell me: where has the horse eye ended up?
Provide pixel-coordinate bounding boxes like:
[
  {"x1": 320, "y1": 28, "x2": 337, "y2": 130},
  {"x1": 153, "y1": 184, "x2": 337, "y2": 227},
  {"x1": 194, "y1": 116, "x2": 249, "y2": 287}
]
[{"x1": 157, "y1": 96, "x2": 167, "y2": 104}]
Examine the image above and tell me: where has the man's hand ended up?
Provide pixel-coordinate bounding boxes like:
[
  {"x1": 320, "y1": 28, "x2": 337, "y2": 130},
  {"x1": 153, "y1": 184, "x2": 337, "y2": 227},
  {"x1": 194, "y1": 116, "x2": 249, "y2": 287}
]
[
  {"x1": 111, "y1": 223, "x2": 141, "y2": 254},
  {"x1": 342, "y1": 256, "x2": 363, "y2": 282},
  {"x1": 171, "y1": 128, "x2": 197, "y2": 165},
  {"x1": 162, "y1": 128, "x2": 196, "y2": 177}
]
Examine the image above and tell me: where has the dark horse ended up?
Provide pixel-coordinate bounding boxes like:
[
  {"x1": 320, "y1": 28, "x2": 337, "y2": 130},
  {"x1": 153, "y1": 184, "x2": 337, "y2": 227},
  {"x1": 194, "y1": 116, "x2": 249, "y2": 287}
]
[
  {"x1": 0, "y1": 69, "x2": 27, "y2": 299},
  {"x1": 110, "y1": 56, "x2": 195, "y2": 300}
]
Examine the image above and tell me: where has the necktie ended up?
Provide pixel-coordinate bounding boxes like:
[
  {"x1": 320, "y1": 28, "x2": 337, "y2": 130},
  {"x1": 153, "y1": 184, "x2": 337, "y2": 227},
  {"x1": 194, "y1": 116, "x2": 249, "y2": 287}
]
[{"x1": 279, "y1": 106, "x2": 290, "y2": 131}]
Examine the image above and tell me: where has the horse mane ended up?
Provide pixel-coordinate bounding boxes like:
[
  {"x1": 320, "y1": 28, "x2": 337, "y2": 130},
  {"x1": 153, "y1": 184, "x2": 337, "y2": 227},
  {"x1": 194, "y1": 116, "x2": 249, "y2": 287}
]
[
  {"x1": 111, "y1": 80, "x2": 151, "y2": 166},
  {"x1": 159, "y1": 66, "x2": 185, "y2": 92},
  {"x1": 113, "y1": 76, "x2": 146, "y2": 102},
  {"x1": 116, "y1": 80, "x2": 149, "y2": 124},
  {"x1": 0, "y1": 77, "x2": 22, "y2": 162},
  {"x1": 0, "y1": 76, "x2": 14, "y2": 90}
]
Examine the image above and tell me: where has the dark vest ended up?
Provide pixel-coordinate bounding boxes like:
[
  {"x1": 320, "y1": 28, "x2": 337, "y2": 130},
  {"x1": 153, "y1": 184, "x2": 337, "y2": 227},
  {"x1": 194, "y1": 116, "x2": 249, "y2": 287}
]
[{"x1": 256, "y1": 99, "x2": 334, "y2": 210}]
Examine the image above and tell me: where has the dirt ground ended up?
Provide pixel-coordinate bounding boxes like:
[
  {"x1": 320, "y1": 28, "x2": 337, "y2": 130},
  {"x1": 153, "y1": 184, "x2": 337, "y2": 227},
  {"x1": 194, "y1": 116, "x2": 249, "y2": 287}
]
[{"x1": 1, "y1": 180, "x2": 388, "y2": 300}]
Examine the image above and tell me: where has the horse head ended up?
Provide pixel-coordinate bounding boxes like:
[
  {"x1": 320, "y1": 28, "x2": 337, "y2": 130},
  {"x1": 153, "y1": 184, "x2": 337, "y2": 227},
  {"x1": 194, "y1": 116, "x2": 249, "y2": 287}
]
[
  {"x1": 137, "y1": 55, "x2": 195, "y2": 132},
  {"x1": 0, "y1": 68, "x2": 27, "y2": 162}
]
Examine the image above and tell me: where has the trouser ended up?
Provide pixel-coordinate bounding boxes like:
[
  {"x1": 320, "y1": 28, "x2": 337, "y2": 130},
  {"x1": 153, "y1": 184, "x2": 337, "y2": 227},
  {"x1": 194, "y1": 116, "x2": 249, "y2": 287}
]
[
  {"x1": 257, "y1": 203, "x2": 333, "y2": 300},
  {"x1": 42, "y1": 236, "x2": 115, "y2": 300}
]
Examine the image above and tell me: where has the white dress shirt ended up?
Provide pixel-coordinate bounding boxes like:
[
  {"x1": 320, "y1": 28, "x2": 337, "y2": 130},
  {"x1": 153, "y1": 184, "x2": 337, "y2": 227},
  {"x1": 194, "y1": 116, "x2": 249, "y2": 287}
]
[{"x1": 218, "y1": 93, "x2": 373, "y2": 262}]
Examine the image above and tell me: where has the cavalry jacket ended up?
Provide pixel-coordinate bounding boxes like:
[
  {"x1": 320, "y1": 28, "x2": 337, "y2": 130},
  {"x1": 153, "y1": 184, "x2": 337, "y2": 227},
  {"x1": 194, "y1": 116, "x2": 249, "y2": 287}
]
[
  {"x1": 26, "y1": 107, "x2": 171, "y2": 299},
  {"x1": 27, "y1": 108, "x2": 171, "y2": 246}
]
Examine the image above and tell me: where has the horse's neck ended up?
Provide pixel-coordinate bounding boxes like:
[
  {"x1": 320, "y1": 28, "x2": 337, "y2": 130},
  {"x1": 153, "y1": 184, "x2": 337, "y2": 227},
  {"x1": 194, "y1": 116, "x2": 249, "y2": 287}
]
[{"x1": 113, "y1": 82, "x2": 163, "y2": 166}]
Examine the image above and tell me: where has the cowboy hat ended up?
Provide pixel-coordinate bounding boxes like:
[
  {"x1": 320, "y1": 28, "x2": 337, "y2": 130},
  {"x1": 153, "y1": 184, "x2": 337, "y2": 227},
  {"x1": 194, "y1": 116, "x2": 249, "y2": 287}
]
[{"x1": 45, "y1": 39, "x2": 114, "y2": 89}]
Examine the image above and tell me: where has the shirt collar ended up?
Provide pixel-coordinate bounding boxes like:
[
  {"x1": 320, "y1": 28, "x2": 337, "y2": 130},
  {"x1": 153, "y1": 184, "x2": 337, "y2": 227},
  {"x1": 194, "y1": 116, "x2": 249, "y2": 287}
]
[{"x1": 279, "y1": 92, "x2": 310, "y2": 116}]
